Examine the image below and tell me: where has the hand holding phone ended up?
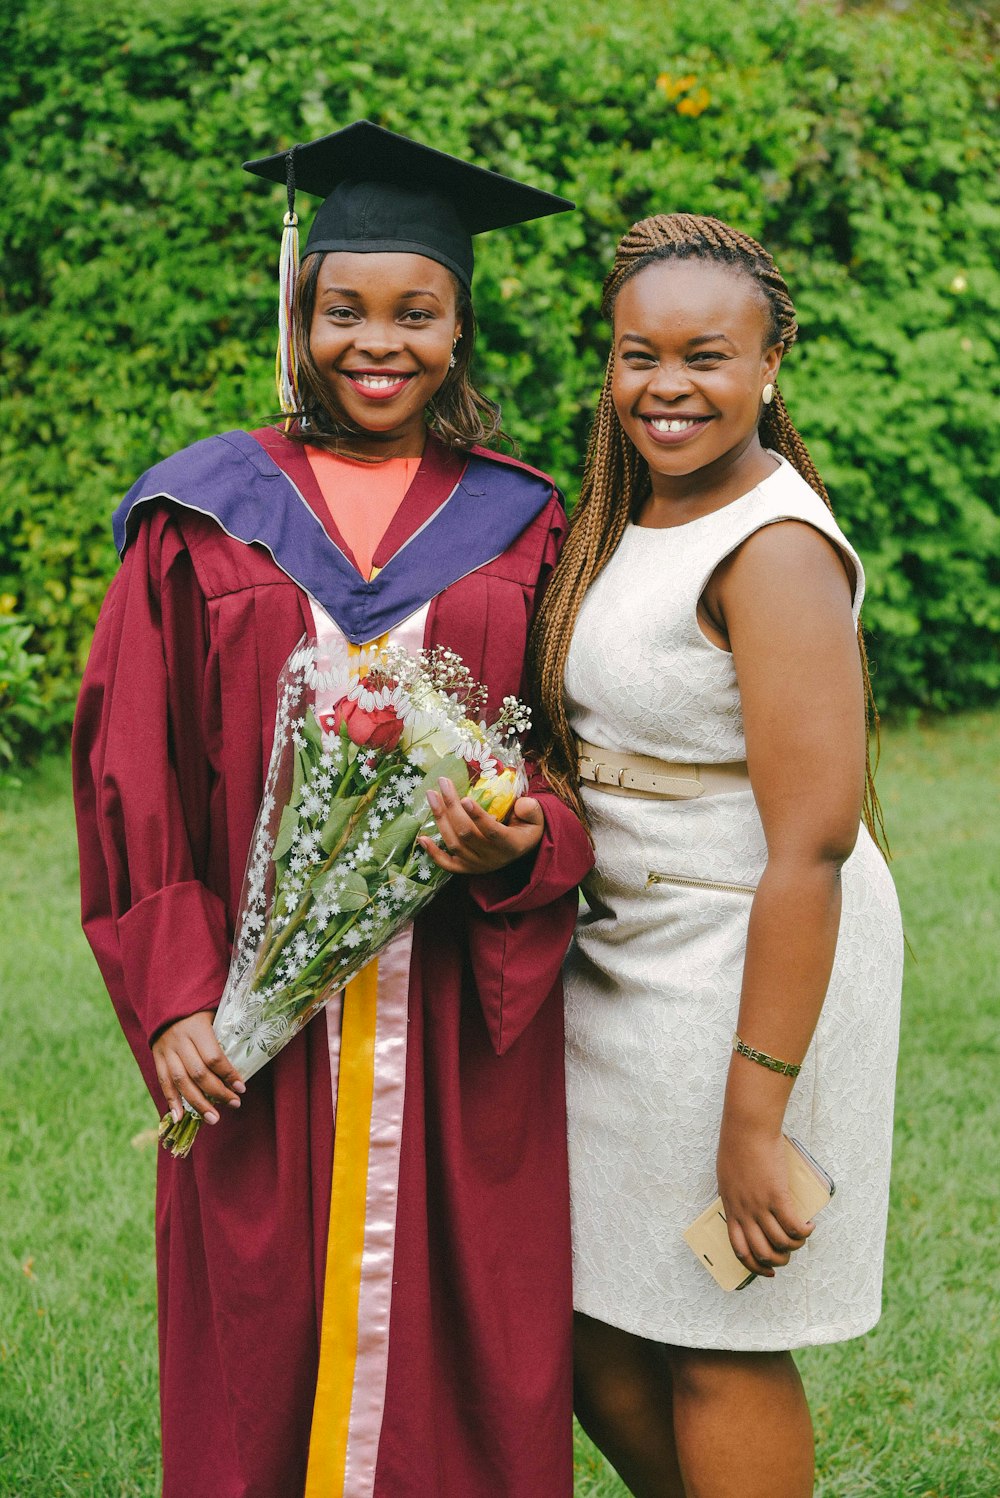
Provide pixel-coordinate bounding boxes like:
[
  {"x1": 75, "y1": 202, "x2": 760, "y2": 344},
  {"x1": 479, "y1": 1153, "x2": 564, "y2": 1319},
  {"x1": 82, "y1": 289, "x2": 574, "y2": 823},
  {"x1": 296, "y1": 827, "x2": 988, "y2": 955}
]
[{"x1": 682, "y1": 1135, "x2": 835, "y2": 1292}]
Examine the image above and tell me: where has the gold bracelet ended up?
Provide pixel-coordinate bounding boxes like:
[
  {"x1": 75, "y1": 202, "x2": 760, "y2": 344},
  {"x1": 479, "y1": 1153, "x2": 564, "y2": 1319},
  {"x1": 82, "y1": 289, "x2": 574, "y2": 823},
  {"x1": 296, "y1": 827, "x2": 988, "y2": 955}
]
[{"x1": 732, "y1": 1032, "x2": 802, "y2": 1078}]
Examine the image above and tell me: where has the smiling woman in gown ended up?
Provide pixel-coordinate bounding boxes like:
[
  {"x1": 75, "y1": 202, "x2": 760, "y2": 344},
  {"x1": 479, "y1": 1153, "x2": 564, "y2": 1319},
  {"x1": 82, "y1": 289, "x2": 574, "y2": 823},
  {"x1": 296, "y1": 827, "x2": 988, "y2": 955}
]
[{"x1": 74, "y1": 121, "x2": 592, "y2": 1498}]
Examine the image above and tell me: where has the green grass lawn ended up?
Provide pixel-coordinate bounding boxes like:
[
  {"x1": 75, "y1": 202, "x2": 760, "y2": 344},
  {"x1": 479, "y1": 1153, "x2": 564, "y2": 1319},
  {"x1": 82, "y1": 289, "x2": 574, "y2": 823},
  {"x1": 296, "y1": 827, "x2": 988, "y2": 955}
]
[{"x1": 1, "y1": 713, "x2": 997, "y2": 1497}]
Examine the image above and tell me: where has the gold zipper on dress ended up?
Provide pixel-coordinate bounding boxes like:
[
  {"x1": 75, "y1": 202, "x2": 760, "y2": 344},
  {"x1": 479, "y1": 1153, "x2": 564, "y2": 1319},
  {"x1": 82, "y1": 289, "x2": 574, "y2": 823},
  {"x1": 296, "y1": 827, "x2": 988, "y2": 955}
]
[{"x1": 645, "y1": 871, "x2": 758, "y2": 895}]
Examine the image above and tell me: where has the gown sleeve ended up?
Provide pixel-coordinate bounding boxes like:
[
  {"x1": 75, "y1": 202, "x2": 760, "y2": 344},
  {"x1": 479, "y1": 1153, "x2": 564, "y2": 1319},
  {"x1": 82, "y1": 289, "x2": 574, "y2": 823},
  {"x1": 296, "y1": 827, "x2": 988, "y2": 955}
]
[
  {"x1": 463, "y1": 497, "x2": 594, "y2": 1056},
  {"x1": 73, "y1": 512, "x2": 231, "y2": 1101}
]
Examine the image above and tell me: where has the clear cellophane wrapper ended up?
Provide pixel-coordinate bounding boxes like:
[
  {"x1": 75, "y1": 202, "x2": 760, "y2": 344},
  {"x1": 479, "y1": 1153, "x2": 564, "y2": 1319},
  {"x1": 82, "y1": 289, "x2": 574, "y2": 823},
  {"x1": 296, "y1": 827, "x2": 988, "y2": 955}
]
[{"x1": 159, "y1": 637, "x2": 529, "y2": 1156}]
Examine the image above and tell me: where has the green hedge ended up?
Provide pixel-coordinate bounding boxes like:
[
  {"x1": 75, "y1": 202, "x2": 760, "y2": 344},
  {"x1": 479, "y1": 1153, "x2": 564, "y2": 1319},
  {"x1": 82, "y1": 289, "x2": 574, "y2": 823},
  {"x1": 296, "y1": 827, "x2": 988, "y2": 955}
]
[{"x1": 1, "y1": 0, "x2": 997, "y2": 749}]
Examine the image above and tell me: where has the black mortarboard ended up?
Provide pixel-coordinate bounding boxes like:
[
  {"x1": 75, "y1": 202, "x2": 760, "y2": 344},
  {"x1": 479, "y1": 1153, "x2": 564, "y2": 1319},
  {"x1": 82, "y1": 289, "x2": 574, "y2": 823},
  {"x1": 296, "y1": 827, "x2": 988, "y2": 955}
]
[
  {"x1": 244, "y1": 120, "x2": 574, "y2": 415},
  {"x1": 244, "y1": 119, "x2": 573, "y2": 290}
]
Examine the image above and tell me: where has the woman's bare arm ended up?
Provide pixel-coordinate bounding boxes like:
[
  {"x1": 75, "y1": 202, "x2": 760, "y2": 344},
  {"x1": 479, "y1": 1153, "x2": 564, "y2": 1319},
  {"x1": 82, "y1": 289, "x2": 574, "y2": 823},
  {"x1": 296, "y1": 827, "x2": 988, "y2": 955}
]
[{"x1": 706, "y1": 519, "x2": 865, "y2": 1276}]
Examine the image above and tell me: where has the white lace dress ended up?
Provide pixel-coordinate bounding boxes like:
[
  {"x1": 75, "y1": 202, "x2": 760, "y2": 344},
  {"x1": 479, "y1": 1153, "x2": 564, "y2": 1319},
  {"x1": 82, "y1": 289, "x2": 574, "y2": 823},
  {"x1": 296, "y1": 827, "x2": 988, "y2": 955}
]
[{"x1": 563, "y1": 457, "x2": 903, "y2": 1350}]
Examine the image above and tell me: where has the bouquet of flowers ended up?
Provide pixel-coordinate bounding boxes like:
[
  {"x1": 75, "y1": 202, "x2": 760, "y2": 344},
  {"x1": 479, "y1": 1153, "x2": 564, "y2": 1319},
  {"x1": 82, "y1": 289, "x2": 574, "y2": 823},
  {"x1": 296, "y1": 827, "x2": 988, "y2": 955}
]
[{"x1": 159, "y1": 638, "x2": 530, "y2": 1157}]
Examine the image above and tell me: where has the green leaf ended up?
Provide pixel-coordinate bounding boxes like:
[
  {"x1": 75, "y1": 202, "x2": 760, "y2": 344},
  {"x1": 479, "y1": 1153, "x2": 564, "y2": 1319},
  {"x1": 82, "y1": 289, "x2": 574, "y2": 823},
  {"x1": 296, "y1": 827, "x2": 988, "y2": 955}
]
[
  {"x1": 318, "y1": 795, "x2": 361, "y2": 854},
  {"x1": 337, "y1": 871, "x2": 371, "y2": 912},
  {"x1": 386, "y1": 870, "x2": 431, "y2": 902},
  {"x1": 409, "y1": 753, "x2": 470, "y2": 811},
  {"x1": 289, "y1": 743, "x2": 308, "y2": 810},
  {"x1": 301, "y1": 705, "x2": 324, "y2": 751},
  {"x1": 270, "y1": 802, "x2": 302, "y2": 862},
  {"x1": 272, "y1": 802, "x2": 300, "y2": 862},
  {"x1": 369, "y1": 812, "x2": 423, "y2": 868}
]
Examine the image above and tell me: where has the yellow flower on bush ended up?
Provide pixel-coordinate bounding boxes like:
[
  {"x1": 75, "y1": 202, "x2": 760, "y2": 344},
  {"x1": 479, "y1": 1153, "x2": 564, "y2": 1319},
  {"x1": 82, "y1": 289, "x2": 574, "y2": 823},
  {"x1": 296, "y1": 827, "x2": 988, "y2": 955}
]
[
  {"x1": 655, "y1": 72, "x2": 711, "y2": 117},
  {"x1": 677, "y1": 86, "x2": 711, "y2": 117},
  {"x1": 656, "y1": 71, "x2": 696, "y2": 100}
]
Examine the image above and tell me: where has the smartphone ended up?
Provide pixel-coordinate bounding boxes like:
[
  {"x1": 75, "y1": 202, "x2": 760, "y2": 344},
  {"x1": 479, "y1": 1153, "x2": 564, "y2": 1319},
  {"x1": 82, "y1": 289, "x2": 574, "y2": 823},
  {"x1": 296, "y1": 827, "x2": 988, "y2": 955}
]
[{"x1": 682, "y1": 1134, "x2": 835, "y2": 1292}]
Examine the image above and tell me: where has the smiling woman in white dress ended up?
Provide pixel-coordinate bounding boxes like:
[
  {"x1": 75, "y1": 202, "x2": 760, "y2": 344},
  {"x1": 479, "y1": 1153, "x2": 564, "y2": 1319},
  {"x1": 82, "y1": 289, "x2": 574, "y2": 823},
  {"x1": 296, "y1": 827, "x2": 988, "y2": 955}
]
[{"x1": 529, "y1": 214, "x2": 903, "y2": 1497}]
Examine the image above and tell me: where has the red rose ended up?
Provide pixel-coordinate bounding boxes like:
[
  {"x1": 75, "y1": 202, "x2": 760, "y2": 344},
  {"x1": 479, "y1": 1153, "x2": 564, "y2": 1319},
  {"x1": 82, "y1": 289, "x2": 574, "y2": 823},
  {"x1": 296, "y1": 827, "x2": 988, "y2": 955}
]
[{"x1": 319, "y1": 696, "x2": 404, "y2": 750}]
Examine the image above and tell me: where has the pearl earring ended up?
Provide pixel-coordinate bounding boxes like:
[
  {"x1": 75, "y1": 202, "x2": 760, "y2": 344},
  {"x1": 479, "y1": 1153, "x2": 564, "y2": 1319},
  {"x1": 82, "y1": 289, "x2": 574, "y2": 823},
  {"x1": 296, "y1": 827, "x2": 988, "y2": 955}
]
[{"x1": 762, "y1": 383, "x2": 775, "y2": 405}]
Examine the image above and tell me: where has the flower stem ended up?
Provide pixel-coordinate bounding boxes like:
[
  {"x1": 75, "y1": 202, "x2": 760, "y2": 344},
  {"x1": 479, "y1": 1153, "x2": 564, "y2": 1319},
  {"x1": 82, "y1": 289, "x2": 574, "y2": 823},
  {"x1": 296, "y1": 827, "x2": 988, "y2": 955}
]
[
  {"x1": 255, "y1": 781, "x2": 382, "y2": 976},
  {"x1": 158, "y1": 1108, "x2": 202, "y2": 1158}
]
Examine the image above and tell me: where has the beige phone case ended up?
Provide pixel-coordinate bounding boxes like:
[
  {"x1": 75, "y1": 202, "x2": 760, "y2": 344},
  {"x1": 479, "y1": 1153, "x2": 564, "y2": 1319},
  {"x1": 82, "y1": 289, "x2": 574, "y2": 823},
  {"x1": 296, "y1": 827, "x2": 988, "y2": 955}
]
[{"x1": 682, "y1": 1135, "x2": 834, "y2": 1291}]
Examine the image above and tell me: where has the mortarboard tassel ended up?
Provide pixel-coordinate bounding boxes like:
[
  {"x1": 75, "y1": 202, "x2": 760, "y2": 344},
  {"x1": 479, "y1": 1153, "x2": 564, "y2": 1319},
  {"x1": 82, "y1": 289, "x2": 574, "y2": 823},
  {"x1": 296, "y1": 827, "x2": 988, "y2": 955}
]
[{"x1": 276, "y1": 147, "x2": 301, "y2": 426}]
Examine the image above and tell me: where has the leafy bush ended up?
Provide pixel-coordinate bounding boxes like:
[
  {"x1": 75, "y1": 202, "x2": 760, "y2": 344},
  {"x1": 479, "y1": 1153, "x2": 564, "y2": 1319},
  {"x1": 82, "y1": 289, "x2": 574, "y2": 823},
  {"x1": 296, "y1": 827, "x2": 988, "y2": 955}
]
[
  {"x1": 0, "y1": 612, "x2": 45, "y2": 772},
  {"x1": 1, "y1": 0, "x2": 997, "y2": 735}
]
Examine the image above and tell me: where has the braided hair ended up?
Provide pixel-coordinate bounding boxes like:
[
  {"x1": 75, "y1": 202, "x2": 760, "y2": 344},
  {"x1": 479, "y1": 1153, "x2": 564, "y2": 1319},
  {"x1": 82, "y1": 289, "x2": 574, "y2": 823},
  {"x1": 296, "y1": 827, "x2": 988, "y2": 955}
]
[{"x1": 529, "y1": 213, "x2": 886, "y2": 851}]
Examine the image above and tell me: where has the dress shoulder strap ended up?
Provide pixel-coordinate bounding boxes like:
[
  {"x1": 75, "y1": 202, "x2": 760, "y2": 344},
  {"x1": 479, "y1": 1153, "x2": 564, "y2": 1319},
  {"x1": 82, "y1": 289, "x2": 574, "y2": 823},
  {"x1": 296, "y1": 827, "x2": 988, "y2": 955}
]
[{"x1": 699, "y1": 457, "x2": 865, "y2": 622}]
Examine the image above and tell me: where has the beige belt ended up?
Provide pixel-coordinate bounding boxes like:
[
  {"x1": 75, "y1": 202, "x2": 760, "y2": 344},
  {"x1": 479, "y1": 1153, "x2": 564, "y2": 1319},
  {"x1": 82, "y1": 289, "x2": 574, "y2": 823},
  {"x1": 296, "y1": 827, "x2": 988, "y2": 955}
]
[{"x1": 577, "y1": 738, "x2": 751, "y2": 800}]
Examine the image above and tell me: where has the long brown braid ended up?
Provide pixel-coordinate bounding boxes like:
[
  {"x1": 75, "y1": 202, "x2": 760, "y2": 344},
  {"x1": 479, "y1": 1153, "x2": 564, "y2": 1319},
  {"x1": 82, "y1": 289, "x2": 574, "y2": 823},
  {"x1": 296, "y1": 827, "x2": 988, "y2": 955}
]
[{"x1": 529, "y1": 213, "x2": 887, "y2": 852}]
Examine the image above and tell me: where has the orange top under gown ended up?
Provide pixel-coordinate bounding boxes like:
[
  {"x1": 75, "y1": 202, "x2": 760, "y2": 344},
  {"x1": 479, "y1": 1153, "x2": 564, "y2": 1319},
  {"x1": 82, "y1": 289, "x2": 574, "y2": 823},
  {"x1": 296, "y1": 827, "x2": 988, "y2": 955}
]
[{"x1": 306, "y1": 447, "x2": 421, "y2": 581}]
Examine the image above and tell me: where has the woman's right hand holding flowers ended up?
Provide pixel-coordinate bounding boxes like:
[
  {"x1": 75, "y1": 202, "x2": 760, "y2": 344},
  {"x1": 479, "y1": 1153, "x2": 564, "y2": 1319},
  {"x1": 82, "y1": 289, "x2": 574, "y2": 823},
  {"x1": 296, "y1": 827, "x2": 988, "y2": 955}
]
[{"x1": 152, "y1": 1011, "x2": 245, "y2": 1126}]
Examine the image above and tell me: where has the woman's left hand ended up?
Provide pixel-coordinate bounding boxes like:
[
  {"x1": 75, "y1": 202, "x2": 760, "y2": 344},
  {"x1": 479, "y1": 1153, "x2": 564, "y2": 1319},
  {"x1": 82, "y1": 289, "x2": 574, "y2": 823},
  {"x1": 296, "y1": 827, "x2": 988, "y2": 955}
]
[
  {"x1": 420, "y1": 776, "x2": 545, "y2": 875},
  {"x1": 716, "y1": 1124, "x2": 813, "y2": 1278}
]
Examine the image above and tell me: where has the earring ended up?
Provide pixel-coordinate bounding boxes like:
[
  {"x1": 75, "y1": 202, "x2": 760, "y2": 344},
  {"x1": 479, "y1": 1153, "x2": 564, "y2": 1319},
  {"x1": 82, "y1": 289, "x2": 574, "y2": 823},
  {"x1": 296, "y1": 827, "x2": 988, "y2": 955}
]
[
  {"x1": 762, "y1": 383, "x2": 775, "y2": 405},
  {"x1": 449, "y1": 335, "x2": 460, "y2": 370}
]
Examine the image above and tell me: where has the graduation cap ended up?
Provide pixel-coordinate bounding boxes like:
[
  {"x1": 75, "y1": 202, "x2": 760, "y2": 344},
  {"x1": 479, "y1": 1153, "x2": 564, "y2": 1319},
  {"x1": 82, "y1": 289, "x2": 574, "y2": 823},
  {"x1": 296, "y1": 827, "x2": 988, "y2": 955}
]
[{"x1": 244, "y1": 120, "x2": 574, "y2": 416}]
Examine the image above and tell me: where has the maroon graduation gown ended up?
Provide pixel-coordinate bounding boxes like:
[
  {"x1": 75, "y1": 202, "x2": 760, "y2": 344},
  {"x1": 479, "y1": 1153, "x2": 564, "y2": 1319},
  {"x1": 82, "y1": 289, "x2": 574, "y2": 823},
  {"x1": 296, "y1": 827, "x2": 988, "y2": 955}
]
[{"x1": 73, "y1": 429, "x2": 594, "y2": 1498}]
